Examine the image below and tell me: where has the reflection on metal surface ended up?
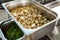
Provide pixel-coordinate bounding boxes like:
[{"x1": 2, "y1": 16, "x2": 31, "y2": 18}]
[{"x1": 44, "y1": 1, "x2": 60, "y2": 8}]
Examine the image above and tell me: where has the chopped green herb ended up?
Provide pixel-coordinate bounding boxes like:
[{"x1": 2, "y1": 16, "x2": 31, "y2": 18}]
[{"x1": 5, "y1": 22, "x2": 24, "y2": 40}]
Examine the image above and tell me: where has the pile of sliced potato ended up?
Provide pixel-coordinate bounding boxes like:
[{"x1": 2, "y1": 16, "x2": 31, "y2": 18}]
[{"x1": 10, "y1": 6, "x2": 49, "y2": 29}]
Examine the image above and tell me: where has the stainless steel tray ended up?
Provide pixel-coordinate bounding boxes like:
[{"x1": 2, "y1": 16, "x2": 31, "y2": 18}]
[
  {"x1": 34, "y1": 0, "x2": 60, "y2": 8},
  {"x1": 0, "y1": 21, "x2": 25, "y2": 40},
  {"x1": 34, "y1": 0, "x2": 55, "y2": 4},
  {"x1": 44, "y1": 1, "x2": 60, "y2": 8},
  {"x1": 2, "y1": 0, "x2": 58, "y2": 37}
]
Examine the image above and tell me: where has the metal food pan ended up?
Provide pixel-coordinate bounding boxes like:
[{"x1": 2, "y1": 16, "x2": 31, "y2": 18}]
[
  {"x1": 34, "y1": 0, "x2": 60, "y2": 8},
  {"x1": 2, "y1": 0, "x2": 58, "y2": 36},
  {"x1": 0, "y1": 21, "x2": 25, "y2": 40},
  {"x1": 34, "y1": 0, "x2": 55, "y2": 4},
  {"x1": 44, "y1": 1, "x2": 60, "y2": 9}
]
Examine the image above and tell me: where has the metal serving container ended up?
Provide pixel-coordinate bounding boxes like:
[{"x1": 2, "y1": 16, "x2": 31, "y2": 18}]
[
  {"x1": 34, "y1": 0, "x2": 55, "y2": 4},
  {"x1": 44, "y1": 1, "x2": 60, "y2": 9},
  {"x1": 34, "y1": 0, "x2": 59, "y2": 8},
  {"x1": 2, "y1": 0, "x2": 58, "y2": 38},
  {"x1": 0, "y1": 21, "x2": 25, "y2": 40}
]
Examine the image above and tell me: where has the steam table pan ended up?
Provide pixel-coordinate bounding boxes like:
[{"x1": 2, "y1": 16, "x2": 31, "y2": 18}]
[
  {"x1": 0, "y1": 20, "x2": 25, "y2": 40},
  {"x1": 2, "y1": 0, "x2": 58, "y2": 38}
]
